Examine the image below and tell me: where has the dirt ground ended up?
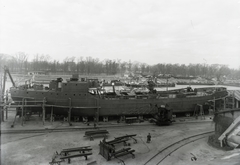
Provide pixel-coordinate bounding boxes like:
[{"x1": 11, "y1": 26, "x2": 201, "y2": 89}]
[
  {"x1": 1, "y1": 111, "x2": 239, "y2": 165},
  {"x1": 163, "y1": 138, "x2": 240, "y2": 165}
]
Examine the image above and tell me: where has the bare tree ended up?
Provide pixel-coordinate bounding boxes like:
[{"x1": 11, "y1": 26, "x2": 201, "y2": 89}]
[{"x1": 14, "y1": 52, "x2": 28, "y2": 73}]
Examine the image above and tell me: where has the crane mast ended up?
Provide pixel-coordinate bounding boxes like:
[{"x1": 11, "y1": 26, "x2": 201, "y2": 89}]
[{"x1": 1, "y1": 66, "x2": 15, "y2": 122}]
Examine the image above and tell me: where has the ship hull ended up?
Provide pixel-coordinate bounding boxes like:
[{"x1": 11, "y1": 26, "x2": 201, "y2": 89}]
[{"x1": 10, "y1": 87, "x2": 227, "y2": 117}]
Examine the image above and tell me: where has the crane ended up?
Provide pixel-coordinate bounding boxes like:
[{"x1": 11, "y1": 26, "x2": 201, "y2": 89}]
[{"x1": 1, "y1": 66, "x2": 15, "y2": 122}]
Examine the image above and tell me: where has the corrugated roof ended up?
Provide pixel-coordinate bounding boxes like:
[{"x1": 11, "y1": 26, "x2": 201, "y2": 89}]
[{"x1": 228, "y1": 90, "x2": 240, "y2": 101}]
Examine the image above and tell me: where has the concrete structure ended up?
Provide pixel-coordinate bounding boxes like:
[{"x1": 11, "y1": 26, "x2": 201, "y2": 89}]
[
  {"x1": 212, "y1": 91, "x2": 240, "y2": 148},
  {"x1": 214, "y1": 109, "x2": 240, "y2": 148}
]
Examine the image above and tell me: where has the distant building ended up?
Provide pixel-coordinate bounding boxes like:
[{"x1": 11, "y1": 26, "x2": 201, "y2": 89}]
[{"x1": 28, "y1": 71, "x2": 47, "y2": 75}]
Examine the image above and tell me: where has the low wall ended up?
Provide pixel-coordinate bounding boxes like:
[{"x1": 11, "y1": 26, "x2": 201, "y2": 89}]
[
  {"x1": 214, "y1": 109, "x2": 240, "y2": 137},
  {"x1": 209, "y1": 109, "x2": 240, "y2": 149}
]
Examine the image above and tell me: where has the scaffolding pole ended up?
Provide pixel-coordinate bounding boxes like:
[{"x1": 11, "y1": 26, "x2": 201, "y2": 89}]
[
  {"x1": 21, "y1": 98, "x2": 24, "y2": 126},
  {"x1": 68, "y1": 98, "x2": 72, "y2": 126},
  {"x1": 50, "y1": 106, "x2": 53, "y2": 125},
  {"x1": 213, "y1": 97, "x2": 215, "y2": 112},
  {"x1": 42, "y1": 97, "x2": 46, "y2": 125},
  {"x1": 5, "y1": 104, "x2": 8, "y2": 120},
  {"x1": 96, "y1": 99, "x2": 99, "y2": 123}
]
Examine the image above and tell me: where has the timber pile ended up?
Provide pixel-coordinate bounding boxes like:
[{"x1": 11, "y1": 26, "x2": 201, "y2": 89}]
[
  {"x1": 99, "y1": 134, "x2": 137, "y2": 161},
  {"x1": 84, "y1": 130, "x2": 109, "y2": 141},
  {"x1": 49, "y1": 146, "x2": 92, "y2": 165}
]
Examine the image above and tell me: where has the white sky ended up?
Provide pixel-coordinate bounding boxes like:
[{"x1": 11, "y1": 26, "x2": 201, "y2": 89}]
[{"x1": 0, "y1": 0, "x2": 240, "y2": 69}]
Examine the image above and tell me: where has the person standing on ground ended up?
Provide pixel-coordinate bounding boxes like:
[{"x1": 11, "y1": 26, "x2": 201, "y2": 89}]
[{"x1": 147, "y1": 133, "x2": 151, "y2": 143}]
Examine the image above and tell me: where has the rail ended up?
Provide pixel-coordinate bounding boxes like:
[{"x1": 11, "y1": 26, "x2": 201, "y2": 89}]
[
  {"x1": 1, "y1": 119, "x2": 213, "y2": 135},
  {"x1": 143, "y1": 131, "x2": 214, "y2": 165}
]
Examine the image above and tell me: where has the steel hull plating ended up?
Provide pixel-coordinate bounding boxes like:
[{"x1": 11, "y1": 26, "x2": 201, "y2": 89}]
[{"x1": 10, "y1": 87, "x2": 227, "y2": 117}]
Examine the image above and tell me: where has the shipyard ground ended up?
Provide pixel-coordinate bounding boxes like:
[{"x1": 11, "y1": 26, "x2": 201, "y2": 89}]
[{"x1": 1, "y1": 111, "x2": 239, "y2": 165}]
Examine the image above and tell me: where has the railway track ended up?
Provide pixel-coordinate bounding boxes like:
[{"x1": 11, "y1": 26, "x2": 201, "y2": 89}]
[
  {"x1": 143, "y1": 131, "x2": 214, "y2": 165},
  {"x1": 1, "y1": 123, "x2": 153, "y2": 134},
  {"x1": 1, "y1": 127, "x2": 101, "y2": 134}
]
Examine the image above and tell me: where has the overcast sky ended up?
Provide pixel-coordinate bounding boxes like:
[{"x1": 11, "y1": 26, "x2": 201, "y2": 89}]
[{"x1": 0, "y1": 0, "x2": 240, "y2": 69}]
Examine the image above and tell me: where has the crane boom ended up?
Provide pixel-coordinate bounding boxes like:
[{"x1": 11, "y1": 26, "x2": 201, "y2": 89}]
[
  {"x1": 4, "y1": 66, "x2": 15, "y2": 88},
  {"x1": 2, "y1": 66, "x2": 15, "y2": 99}
]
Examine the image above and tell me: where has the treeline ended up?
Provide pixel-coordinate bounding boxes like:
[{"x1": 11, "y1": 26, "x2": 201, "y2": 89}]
[{"x1": 1, "y1": 53, "x2": 240, "y2": 80}]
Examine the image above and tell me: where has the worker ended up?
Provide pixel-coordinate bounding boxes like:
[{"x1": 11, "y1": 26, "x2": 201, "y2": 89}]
[
  {"x1": 102, "y1": 137, "x2": 106, "y2": 143},
  {"x1": 147, "y1": 133, "x2": 151, "y2": 143},
  {"x1": 52, "y1": 151, "x2": 58, "y2": 162}
]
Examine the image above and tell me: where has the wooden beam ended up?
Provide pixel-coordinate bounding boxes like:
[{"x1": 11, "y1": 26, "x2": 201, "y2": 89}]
[
  {"x1": 50, "y1": 106, "x2": 53, "y2": 125},
  {"x1": 213, "y1": 97, "x2": 215, "y2": 112},
  {"x1": 233, "y1": 92, "x2": 235, "y2": 108},
  {"x1": 1, "y1": 66, "x2": 7, "y2": 122},
  {"x1": 11, "y1": 108, "x2": 18, "y2": 128},
  {"x1": 96, "y1": 99, "x2": 99, "y2": 123},
  {"x1": 68, "y1": 98, "x2": 72, "y2": 126},
  {"x1": 5, "y1": 105, "x2": 8, "y2": 120},
  {"x1": 42, "y1": 98, "x2": 46, "y2": 125},
  {"x1": 21, "y1": 98, "x2": 24, "y2": 126},
  {"x1": 223, "y1": 98, "x2": 226, "y2": 110}
]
